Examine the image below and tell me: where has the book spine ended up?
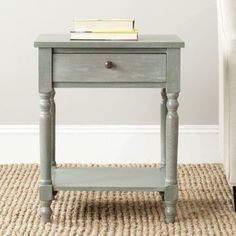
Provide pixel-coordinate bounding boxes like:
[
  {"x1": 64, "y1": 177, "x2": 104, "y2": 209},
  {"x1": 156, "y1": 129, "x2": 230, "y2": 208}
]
[{"x1": 70, "y1": 30, "x2": 138, "y2": 33}]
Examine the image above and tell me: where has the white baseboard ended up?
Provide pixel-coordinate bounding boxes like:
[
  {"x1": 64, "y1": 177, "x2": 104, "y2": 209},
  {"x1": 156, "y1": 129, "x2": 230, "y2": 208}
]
[{"x1": 0, "y1": 125, "x2": 220, "y2": 164}]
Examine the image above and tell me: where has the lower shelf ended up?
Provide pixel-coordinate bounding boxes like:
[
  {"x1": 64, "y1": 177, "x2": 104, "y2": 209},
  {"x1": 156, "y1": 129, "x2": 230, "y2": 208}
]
[{"x1": 52, "y1": 167, "x2": 165, "y2": 192}]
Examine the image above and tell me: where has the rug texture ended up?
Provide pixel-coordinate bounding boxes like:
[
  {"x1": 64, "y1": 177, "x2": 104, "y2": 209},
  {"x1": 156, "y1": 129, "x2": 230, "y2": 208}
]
[{"x1": 0, "y1": 163, "x2": 235, "y2": 236}]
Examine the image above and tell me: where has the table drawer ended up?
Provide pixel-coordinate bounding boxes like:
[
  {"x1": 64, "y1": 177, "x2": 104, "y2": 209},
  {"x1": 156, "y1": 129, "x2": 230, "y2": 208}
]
[{"x1": 53, "y1": 54, "x2": 166, "y2": 83}]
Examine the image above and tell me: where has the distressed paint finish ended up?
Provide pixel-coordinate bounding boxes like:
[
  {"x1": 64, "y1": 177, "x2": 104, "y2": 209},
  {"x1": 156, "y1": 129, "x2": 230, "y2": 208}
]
[
  {"x1": 50, "y1": 89, "x2": 56, "y2": 167},
  {"x1": 53, "y1": 82, "x2": 166, "y2": 88},
  {"x1": 165, "y1": 92, "x2": 179, "y2": 223},
  {"x1": 35, "y1": 34, "x2": 184, "y2": 224},
  {"x1": 38, "y1": 48, "x2": 52, "y2": 93},
  {"x1": 163, "y1": 48, "x2": 181, "y2": 223},
  {"x1": 166, "y1": 48, "x2": 180, "y2": 93},
  {"x1": 34, "y1": 34, "x2": 185, "y2": 48},
  {"x1": 52, "y1": 167, "x2": 166, "y2": 192},
  {"x1": 53, "y1": 48, "x2": 168, "y2": 54},
  {"x1": 160, "y1": 88, "x2": 167, "y2": 168},
  {"x1": 39, "y1": 92, "x2": 53, "y2": 223},
  {"x1": 38, "y1": 46, "x2": 54, "y2": 223},
  {"x1": 53, "y1": 53, "x2": 166, "y2": 83}
]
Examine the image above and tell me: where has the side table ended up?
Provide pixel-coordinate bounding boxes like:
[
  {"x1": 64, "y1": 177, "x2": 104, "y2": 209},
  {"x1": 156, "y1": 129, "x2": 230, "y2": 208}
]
[{"x1": 34, "y1": 34, "x2": 184, "y2": 224}]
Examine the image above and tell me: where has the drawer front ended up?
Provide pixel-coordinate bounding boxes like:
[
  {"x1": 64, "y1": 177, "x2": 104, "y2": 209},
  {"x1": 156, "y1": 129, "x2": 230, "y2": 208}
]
[{"x1": 53, "y1": 54, "x2": 166, "y2": 83}]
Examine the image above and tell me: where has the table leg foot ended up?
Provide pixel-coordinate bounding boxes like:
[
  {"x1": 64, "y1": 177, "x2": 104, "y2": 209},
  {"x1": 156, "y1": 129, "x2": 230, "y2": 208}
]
[
  {"x1": 164, "y1": 201, "x2": 176, "y2": 223},
  {"x1": 40, "y1": 201, "x2": 52, "y2": 224}
]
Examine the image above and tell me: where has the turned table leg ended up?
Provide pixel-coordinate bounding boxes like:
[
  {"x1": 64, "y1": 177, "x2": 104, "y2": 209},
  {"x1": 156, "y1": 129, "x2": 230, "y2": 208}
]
[
  {"x1": 164, "y1": 92, "x2": 179, "y2": 223},
  {"x1": 39, "y1": 92, "x2": 53, "y2": 223},
  {"x1": 50, "y1": 89, "x2": 58, "y2": 199},
  {"x1": 50, "y1": 89, "x2": 56, "y2": 167},
  {"x1": 160, "y1": 88, "x2": 167, "y2": 168},
  {"x1": 160, "y1": 88, "x2": 167, "y2": 201}
]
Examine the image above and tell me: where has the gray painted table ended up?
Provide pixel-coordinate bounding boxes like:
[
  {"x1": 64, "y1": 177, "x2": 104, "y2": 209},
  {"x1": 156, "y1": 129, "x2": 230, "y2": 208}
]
[{"x1": 34, "y1": 34, "x2": 184, "y2": 224}]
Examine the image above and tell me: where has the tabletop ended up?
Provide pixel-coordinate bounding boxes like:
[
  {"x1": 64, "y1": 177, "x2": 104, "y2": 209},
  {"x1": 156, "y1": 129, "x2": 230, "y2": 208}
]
[{"x1": 34, "y1": 34, "x2": 185, "y2": 49}]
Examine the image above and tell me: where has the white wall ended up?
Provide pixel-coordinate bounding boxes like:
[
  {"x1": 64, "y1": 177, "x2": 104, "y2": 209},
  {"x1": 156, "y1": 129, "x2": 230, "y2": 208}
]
[
  {"x1": 0, "y1": 0, "x2": 218, "y2": 125},
  {"x1": 0, "y1": 125, "x2": 219, "y2": 164}
]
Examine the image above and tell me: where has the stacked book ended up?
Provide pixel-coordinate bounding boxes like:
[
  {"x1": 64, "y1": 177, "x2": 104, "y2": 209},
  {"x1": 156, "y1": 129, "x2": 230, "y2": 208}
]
[{"x1": 70, "y1": 19, "x2": 138, "y2": 40}]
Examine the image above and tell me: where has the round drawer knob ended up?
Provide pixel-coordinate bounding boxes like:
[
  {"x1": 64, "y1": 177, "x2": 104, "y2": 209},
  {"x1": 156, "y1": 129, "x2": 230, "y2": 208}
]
[{"x1": 105, "y1": 60, "x2": 113, "y2": 69}]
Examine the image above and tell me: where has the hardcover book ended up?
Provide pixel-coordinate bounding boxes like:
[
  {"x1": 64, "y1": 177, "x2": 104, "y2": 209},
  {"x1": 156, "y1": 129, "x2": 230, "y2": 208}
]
[
  {"x1": 70, "y1": 31, "x2": 138, "y2": 40},
  {"x1": 70, "y1": 18, "x2": 138, "y2": 41},
  {"x1": 72, "y1": 18, "x2": 135, "y2": 32}
]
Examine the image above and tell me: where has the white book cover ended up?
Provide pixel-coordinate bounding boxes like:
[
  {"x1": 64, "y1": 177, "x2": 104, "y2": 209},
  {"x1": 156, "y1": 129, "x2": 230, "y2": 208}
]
[{"x1": 72, "y1": 19, "x2": 135, "y2": 32}]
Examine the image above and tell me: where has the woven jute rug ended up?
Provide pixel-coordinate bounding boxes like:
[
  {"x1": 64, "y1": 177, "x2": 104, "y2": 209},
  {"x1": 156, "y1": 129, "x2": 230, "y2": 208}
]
[{"x1": 0, "y1": 163, "x2": 235, "y2": 236}]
